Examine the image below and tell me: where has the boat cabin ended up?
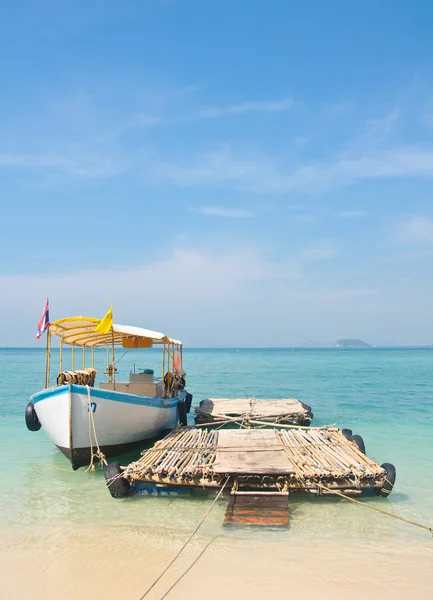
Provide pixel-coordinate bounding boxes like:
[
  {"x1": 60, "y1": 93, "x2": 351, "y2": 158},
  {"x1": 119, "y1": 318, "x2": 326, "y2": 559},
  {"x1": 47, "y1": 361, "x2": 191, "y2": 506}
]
[{"x1": 99, "y1": 368, "x2": 163, "y2": 398}]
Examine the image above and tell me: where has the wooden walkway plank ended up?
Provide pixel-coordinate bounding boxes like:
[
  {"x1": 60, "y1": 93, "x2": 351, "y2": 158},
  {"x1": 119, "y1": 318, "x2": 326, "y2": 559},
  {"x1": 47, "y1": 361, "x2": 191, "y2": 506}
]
[{"x1": 224, "y1": 493, "x2": 289, "y2": 527}]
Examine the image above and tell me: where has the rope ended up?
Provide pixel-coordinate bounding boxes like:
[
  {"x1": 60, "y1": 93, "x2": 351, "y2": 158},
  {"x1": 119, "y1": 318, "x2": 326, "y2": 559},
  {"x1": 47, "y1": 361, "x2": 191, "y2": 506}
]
[
  {"x1": 319, "y1": 483, "x2": 433, "y2": 536},
  {"x1": 159, "y1": 536, "x2": 218, "y2": 600},
  {"x1": 138, "y1": 475, "x2": 230, "y2": 600},
  {"x1": 194, "y1": 413, "x2": 329, "y2": 430},
  {"x1": 112, "y1": 347, "x2": 131, "y2": 368},
  {"x1": 85, "y1": 385, "x2": 107, "y2": 472},
  {"x1": 33, "y1": 465, "x2": 74, "y2": 473}
]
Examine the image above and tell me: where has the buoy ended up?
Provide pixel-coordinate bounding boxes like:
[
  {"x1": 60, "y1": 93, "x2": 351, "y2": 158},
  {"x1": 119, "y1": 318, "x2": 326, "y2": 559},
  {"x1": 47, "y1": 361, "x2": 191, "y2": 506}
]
[
  {"x1": 25, "y1": 402, "x2": 41, "y2": 432},
  {"x1": 173, "y1": 351, "x2": 182, "y2": 372},
  {"x1": 103, "y1": 462, "x2": 131, "y2": 498},
  {"x1": 377, "y1": 463, "x2": 396, "y2": 497}
]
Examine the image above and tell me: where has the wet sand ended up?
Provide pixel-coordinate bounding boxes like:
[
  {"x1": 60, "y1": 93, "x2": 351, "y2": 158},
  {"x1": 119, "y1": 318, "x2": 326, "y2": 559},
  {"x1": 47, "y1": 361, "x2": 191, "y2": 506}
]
[{"x1": 1, "y1": 526, "x2": 432, "y2": 600}]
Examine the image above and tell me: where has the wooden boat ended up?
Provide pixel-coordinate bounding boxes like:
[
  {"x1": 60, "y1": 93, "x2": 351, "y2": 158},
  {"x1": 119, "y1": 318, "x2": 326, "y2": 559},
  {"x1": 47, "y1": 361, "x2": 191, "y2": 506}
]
[{"x1": 26, "y1": 316, "x2": 191, "y2": 470}]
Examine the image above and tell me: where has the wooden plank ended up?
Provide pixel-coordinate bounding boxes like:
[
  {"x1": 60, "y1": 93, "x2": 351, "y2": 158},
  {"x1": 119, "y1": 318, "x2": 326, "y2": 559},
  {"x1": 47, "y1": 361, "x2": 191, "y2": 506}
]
[
  {"x1": 213, "y1": 430, "x2": 295, "y2": 475},
  {"x1": 198, "y1": 397, "x2": 306, "y2": 418},
  {"x1": 227, "y1": 499, "x2": 288, "y2": 508},
  {"x1": 224, "y1": 494, "x2": 289, "y2": 527}
]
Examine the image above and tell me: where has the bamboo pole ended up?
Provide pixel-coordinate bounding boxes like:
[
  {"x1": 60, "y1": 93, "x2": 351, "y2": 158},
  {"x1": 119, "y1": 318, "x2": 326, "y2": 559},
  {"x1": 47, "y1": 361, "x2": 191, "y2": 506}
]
[
  {"x1": 162, "y1": 343, "x2": 165, "y2": 394},
  {"x1": 111, "y1": 327, "x2": 116, "y2": 390},
  {"x1": 106, "y1": 345, "x2": 110, "y2": 381}
]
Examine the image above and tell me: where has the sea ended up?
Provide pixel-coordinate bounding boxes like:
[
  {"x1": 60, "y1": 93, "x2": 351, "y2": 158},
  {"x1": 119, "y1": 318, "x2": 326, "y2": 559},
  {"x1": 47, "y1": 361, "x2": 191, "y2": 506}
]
[{"x1": 0, "y1": 347, "x2": 432, "y2": 599}]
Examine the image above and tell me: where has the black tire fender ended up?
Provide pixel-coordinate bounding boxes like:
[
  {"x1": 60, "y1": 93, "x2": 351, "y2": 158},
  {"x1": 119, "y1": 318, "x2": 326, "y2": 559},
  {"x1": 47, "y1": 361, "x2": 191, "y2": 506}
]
[
  {"x1": 300, "y1": 402, "x2": 313, "y2": 425},
  {"x1": 377, "y1": 463, "x2": 396, "y2": 497},
  {"x1": 351, "y1": 434, "x2": 366, "y2": 454},
  {"x1": 103, "y1": 462, "x2": 131, "y2": 498},
  {"x1": 185, "y1": 392, "x2": 193, "y2": 414},
  {"x1": 178, "y1": 397, "x2": 188, "y2": 426},
  {"x1": 25, "y1": 402, "x2": 41, "y2": 432},
  {"x1": 341, "y1": 428, "x2": 352, "y2": 440}
]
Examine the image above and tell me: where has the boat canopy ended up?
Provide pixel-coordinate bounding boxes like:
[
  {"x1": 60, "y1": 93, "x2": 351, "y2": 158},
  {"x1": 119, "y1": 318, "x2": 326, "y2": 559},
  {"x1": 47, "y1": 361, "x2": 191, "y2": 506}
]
[{"x1": 50, "y1": 317, "x2": 182, "y2": 348}]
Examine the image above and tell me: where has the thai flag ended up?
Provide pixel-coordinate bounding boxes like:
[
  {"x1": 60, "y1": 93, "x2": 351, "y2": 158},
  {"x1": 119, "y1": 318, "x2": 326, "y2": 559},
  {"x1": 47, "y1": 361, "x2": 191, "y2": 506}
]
[{"x1": 36, "y1": 298, "x2": 51, "y2": 339}]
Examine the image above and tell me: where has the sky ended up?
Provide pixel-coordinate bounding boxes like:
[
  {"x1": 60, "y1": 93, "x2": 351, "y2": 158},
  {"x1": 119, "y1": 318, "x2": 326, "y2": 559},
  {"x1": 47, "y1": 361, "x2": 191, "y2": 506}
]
[{"x1": 1, "y1": 0, "x2": 433, "y2": 347}]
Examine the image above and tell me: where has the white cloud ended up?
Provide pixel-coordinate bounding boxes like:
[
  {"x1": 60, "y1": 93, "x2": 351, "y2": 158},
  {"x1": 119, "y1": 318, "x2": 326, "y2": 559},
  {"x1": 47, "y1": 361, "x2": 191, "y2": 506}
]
[
  {"x1": 336, "y1": 210, "x2": 369, "y2": 218},
  {"x1": 339, "y1": 288, "x2": 378, "y2": 298},
  {"x1": 100, "y1": 96, "x2": 294, "y2": 138},
  {"x1": 196, "y1": 98, "x2": 294, "y2": 119},
  {"x1": 3, "y1": 243, "x2": 432, "y2": 346},
  {"x1": 0, "y1": 152, "x2": 123, "y2": 179},
  {"x1": 191, "y1": 205, "x2": 253, "y2": 218},
  {"x1": 365, "y1": 109, "x2": 400, "y2": 138},
  {"x1": 298, "y1": 242, "x2": 335, "y2": 261},
  {"x1": 151, "y1": 145, "x2": 433, "y2": 194},
  {"x1": 100, "y1": 114, "x2": 163, "y2": 140},
  {"x1": 396, "y1": 216, "x2": 433, "y2": 245},
  {"x1": 0, "y1": 243, "x2": 340, "y2": 346}
]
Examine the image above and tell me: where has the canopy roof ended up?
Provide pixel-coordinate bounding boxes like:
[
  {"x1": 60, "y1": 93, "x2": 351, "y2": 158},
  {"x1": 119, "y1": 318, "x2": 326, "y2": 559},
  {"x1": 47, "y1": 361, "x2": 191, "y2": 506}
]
[{"x1": 50, "y1": 317, "x2": 182, "y2": 348}]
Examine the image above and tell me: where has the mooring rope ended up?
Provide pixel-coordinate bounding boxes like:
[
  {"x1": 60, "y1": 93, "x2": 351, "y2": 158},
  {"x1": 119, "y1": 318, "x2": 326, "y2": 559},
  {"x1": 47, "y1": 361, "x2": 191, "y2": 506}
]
[
  {"x1": 319, "y1": 483, "x2": 433, "y2": 536},
  {"x1": 158, "y1": 536, "x2": 218, "y2": 600},
  {"x1": 85, "y1": 385, "x2": 107, "y2": 471},
  {"x1": 138, "y1": 475, "x2": 230, "y2": 600}
]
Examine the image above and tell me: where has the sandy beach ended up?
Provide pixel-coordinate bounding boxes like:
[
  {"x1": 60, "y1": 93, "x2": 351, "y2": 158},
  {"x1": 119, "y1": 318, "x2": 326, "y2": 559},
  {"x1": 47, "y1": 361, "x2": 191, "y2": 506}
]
[{"x1": 1, "y1": 526, "x2": 432, "y2": 600}]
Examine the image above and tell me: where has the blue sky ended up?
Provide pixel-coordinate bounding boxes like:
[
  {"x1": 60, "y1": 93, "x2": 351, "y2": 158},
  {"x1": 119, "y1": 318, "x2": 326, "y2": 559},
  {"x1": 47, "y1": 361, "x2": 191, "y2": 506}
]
[{"x1": 1, "y1": 1, "x2": 433, "y2": 346}]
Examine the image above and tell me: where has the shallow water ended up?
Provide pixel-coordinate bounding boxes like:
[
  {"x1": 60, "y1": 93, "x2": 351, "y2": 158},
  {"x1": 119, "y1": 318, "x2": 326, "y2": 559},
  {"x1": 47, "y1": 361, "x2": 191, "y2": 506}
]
[{"x1": 1, "y1": 348, "x2": 432, "y2": 553}]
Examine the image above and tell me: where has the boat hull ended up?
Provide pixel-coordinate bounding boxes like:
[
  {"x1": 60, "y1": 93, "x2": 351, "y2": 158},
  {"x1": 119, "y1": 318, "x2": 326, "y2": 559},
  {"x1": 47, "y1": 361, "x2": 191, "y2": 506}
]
[{"x1": 31, "y1": 384, "x2": 181, "y2": 469}]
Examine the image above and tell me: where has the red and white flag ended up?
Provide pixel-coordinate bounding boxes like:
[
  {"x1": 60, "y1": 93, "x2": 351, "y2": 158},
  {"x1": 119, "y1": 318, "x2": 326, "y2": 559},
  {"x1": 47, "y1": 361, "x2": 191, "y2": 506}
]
[{"x1": 36, "y1": 298, "x2": 51, "y2": 339}]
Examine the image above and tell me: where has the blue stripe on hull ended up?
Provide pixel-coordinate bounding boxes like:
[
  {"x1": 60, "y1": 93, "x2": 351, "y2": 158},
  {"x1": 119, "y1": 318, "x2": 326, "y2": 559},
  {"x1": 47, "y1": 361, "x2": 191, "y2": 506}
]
[{"x1": 31, "y1": 384, "x2": 182, "y2": 408}]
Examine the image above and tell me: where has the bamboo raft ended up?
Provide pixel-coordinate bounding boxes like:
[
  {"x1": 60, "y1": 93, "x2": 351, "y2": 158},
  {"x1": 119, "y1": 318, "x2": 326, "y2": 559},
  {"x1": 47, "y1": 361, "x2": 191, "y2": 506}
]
[
  {"x1": 122, "y1": 426, "x2": 388, "y2": 496},
  {"x1": 194, "y1": 397, "x2": 313, "y2": 426}
]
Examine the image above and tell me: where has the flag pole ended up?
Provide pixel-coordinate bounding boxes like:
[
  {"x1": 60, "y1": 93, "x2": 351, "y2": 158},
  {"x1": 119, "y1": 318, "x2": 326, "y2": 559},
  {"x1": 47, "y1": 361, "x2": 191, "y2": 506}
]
[{"x1": 45, "y1": 330, "x2": 51, "y2": 389}]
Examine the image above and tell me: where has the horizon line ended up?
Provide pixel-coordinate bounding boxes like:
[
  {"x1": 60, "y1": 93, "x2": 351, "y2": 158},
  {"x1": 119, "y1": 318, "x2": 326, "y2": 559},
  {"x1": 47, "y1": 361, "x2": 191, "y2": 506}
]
[{"x1": 0, "y1": 345, "x2": 432, "y2": 350}]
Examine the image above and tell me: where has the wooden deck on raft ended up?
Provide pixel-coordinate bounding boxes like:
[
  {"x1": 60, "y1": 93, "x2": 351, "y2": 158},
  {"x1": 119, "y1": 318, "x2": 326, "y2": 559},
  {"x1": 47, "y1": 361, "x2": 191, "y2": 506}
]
[
  {"x1": 123, "y1": 426, "x2": 386, "y2": 496},
  {"x1": 194, "y1": 397, "x2": 313, "y2": 426}
]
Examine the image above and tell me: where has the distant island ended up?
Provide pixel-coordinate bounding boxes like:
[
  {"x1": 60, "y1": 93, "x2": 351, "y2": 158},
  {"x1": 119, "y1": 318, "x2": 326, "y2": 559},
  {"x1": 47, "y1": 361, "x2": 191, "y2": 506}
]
[{"x1": 333, "y1": 338, "x2": 372, "y2": 348}]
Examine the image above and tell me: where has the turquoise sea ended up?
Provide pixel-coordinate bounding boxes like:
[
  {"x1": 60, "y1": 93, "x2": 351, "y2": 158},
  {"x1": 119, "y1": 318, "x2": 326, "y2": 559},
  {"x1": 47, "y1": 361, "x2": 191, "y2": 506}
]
[{"x1": 0, "y1": 347, "x2": 432, "y2": 598}]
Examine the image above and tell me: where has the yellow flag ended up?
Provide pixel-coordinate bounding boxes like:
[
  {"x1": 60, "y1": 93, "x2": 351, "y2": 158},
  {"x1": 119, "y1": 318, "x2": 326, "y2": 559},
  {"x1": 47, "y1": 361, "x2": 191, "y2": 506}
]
[{"x1": 95, "y1": 306, "x2": 113, "y2": 334}]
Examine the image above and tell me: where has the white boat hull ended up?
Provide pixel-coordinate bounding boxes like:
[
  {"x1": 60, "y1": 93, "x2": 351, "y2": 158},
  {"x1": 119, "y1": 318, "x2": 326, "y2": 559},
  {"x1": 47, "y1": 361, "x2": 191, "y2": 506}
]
[{"x1": 31, "y1": 384, "x2": 182, "y2": 469}]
